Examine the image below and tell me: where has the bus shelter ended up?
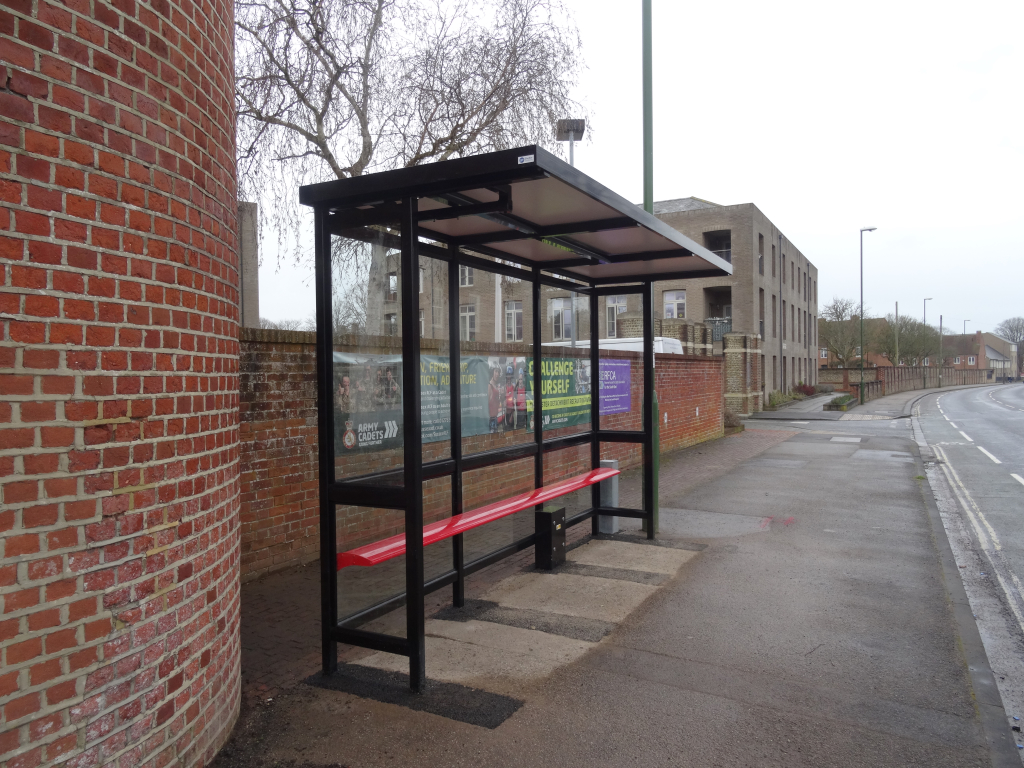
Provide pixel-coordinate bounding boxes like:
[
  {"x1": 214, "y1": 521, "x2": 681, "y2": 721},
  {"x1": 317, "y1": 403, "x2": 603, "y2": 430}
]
[{"x1": 300, "y1": 146, "x2": 732, "y2": 691}]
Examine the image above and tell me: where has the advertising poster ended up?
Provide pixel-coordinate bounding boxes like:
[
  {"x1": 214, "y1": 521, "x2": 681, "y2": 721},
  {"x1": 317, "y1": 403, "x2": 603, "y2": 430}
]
[
  {"x1": 597, "y1": 359, "x2": 631, "y2": 415},
  {"x1": 333, "y1": 353, "x2": 632, "y2": 451},
  {"x1": 332, "y1": 353, "x2": 405, "y2": 453},
  {"x1": 526, "y1": 357, "x2": 592, "y2": 431}
]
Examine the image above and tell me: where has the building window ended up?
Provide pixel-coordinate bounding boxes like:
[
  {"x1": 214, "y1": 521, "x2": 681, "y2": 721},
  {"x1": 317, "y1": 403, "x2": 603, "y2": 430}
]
[
  {"x1": 505, "y1": 300, "x2": 523, "y2": 342},
  {"x1": 386, "y1": 272, "x2": 398, "y2": 302},
  {"x1": 552, "y1": 297, "x2": 573, "y2": 341},
  {"x1": 790, "y1": 261, "x2": 794, "y2": 287},
  {"x1": 782, "y1": 300, "x2": 787, "y2": 337},
  {"x1": 419, "y1": 267, "x2": 424, "y2": 293},
  {"x1": 954, "y1": 356, "x2": 960, "y2": 364},
  {"x1": 663, "y1": 290, "x2": 686, "y2": 319},
  {"x1": 459, "y1": 265, "x2": 474, "y2": 287},
  {"x1": 820, "y1": 348, "x2": 828, "y2": 359},
  {"x1": 459, "y1": 304, "x2": 476, "y2": 341},
  {"x1": 968, "y1": 356, "x2": 976, "y2": 365},
  {"x1": 923, "y1": 357, "x2": 929, "y2": 366},
  {"x1": 782, "y1": 255, "x2": 786, "y2": 283},
  {"x1": 759, "y1": 289, "x2": 765, "y2": 339},
  {"x1": 385, "y1": 313, "x2": 398, "y2": 336},
  {"x1": 772, "y1": 295, "x2": 777, "y2": 338},
  {"x1": 772, "y1": 245, "x2": 776, "y2": 276},
  {"x1": 606, "y1": 295, "x2": 627, "y2": 337},
  {"x1": 758, "y1": 234, "x2": 764, "y2": 275},
  {"x1": 419, "y1": 309, "x2": 425, "y2": 337},
  {"x1": 704, "y1": 231, "x2": 731, "y2": 263}
]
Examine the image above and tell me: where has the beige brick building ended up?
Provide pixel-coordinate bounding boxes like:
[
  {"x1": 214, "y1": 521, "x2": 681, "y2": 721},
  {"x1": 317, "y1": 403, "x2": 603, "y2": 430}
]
[{"x1": 650, "y1": 198, "x2": 819, "y2": 396}]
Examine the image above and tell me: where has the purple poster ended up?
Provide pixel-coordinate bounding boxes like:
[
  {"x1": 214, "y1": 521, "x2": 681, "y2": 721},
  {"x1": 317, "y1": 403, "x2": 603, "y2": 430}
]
[{"x1": 598, "y1": 359, "x2": 631, "y2": 415}]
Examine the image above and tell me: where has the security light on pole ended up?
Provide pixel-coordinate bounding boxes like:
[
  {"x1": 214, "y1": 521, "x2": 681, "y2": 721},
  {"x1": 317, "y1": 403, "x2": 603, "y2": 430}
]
[
  {"x1": 555, "y1": 119, "x2": 586, "y2": 168},
  {"x1": 859, "y1": 227, "x2": 876, "y2": 405}
]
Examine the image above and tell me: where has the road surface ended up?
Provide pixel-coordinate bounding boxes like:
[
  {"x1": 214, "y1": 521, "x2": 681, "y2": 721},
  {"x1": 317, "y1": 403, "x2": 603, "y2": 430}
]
[{"x1": 916, "y1": 382, "x2": 1024, "y2": 758}]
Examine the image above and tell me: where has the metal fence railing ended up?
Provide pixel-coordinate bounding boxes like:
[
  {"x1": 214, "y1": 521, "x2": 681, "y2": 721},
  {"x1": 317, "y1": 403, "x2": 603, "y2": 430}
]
[{"x1": 705, "y1": 317, "x2": 732, "y2": 341}]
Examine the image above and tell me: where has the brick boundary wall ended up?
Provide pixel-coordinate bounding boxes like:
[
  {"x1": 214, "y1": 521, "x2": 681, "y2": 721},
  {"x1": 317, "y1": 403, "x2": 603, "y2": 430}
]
[
  {"x1": 238, "y1": 329, "x2": 723, "y2": 583},
  {"x1": 1, "y1": 0, "x2": 240, "y2": 766},
  {"x1": 820, "y1": 366, "x2": 991, "y2": 402}
]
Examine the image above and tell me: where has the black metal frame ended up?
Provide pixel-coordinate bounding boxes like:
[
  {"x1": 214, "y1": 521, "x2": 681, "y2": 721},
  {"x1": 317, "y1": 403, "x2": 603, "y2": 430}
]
[{"x1": 307, "y1": 146, "x2": 729, "y2": 692}]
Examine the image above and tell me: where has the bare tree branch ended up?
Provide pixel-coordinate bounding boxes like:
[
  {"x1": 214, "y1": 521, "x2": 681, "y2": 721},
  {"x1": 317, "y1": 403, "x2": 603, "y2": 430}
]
[{"x1": 235, "y1": 0, "x2": 585, "y2": 264}]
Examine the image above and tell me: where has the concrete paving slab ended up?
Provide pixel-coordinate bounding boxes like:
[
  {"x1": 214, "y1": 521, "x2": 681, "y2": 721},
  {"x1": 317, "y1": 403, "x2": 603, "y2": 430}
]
[
  {"x1": 484, "y1": 572, "x2": 659, "y2": 623},
  {"x1": 851, "y1": 448, "x2": 915, "y2": 463},
  {"x1": 566, "y1": 539, "x2": 698, "y2": 575},
  {"x1": 658, "y1": 507, "x2": 769, "y2": 538},
  {"x1": 355, "y1": 619, "x2": 594, "y2": 693}
]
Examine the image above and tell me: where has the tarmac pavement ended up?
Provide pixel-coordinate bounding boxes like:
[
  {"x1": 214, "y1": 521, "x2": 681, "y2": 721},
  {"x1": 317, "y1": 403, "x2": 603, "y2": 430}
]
[{"x1": 213, "y1": 417, "x2": 1019, "y2": 768}]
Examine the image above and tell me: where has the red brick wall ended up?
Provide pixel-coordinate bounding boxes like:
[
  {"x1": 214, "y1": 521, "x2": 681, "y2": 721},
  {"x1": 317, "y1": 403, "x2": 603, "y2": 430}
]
[
  {"x1": 0, "y1": 0, "x2": 240, "y2": 765},
  {"x1": 237, "y1": 332, "x2": 723, "y2": 581},
  {"x1": 238, "y1": 329, "x2": 318, "y2": 581}
]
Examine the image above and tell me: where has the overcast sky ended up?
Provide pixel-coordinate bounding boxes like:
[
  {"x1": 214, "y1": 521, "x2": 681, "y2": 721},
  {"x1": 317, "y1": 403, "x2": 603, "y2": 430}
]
[{"x1": 258, "y1": 0, "x2": 1023, "y2": 336}]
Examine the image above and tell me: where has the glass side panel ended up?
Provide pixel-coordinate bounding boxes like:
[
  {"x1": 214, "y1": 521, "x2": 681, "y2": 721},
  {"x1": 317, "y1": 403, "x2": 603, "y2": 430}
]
[
  {"x1": 418, "y1": 255, "x2": 451, "y2": 463},
  {"x1": 457, "y1": 263, "x2": 535, "y2": 457},
  {"x1": 539, "y1": 284, "x2": 592, "y2": 436},
  {"x1": 461, "y1": 456, "x2": 536, "y2": 564},
  {"x1": 336, "y1": 500, "x2": 407, "y2": 628},
  {"x1": 330, "y1": 226, "x2": 407, "y2": 481}
]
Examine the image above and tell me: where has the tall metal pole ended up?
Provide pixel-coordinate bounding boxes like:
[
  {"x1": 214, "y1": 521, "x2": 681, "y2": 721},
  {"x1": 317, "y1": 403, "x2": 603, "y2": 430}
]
[
  {"x1": 895, "y1": 301, "x2": 899, "y2": 367},
  {"x1": 939, "y1": 315, "x2": 943, "y2": 387},
  {"x1": 859, "y1": 230, "x2": 865, "y2": 405},
  {"x1": 858, "y1": 228, "x2": 875, "y2": 404},
  {"x1": 642, "y1": 0, "x2": 653, "y2": 214}
]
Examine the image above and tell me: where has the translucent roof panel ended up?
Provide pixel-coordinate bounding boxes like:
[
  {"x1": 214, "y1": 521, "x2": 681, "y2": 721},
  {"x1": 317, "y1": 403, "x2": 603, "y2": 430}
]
[{"x1": 299, "y1": 145, "x2": 732, "y2": 285}]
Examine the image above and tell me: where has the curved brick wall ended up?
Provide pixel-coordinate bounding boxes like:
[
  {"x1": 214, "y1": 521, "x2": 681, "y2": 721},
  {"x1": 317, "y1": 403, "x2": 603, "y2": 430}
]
[{"x1": 0, "y1": 0, "x2": 240, "y2": 764}]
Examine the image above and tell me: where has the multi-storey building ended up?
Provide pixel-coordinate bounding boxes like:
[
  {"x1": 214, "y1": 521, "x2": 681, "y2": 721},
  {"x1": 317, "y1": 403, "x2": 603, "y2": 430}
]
[{"x1": 649, "y1": 198, "x2": 818, "y2": 395}]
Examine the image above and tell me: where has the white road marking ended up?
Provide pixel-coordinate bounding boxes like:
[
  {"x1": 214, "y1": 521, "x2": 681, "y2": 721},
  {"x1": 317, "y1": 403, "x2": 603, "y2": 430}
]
[
  {"x1": 933, "y1": 445, "x2": 1001, "y2": 550},
  {"x1": 949, "y1": 421, "x2": 957, "y2": 428},
  {"x1": 931, "y1": 446, "x2": 1024, "y2": 640},
  {"x1": 789, "y1": 421, "x2": 809, "y2": 425},
  {"x1": 959, "y1": 431, "x2": 973, "y2": 442},
  {"x1": 977, "y1": 446, "x2": 1002, "y2": 464},
  {"x1": 1012, "y1": 474, "x2": 1024, "y2": 488}
]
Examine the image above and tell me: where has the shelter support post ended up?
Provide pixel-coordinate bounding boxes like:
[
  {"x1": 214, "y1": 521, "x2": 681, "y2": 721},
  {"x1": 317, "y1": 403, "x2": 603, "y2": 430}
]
[
  {"x1": 533, "y1": 268, "x2": 543, "y2": 489},
  {"x1": 590, "y1": 291, "x2": 601, "y2": 534},
  {"x1": 314, "y1": 210, "x2": 338, "y2": 676},
  {"x1": 400, "y1": 197, "x2": 426, "y2": 691},
  {"x1": 448, "y1": 251, "x2": 465, "y2": 607},
  {"x1": 642, "y1": 282, "x2": 656, "y2": 539}
]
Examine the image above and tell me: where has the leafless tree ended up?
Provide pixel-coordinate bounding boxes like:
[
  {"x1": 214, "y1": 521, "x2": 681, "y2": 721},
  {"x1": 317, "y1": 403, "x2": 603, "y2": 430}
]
[
  {"x1": 995, "y1": 317, "x2": 1024, "y2": 375},
  {"x1": 236, "y1": 0, "x2": 584, "y2": 262},
  {"x1": 259, "y1": 317, "x2": 316, "y2": 330},
  {"x1": 819, "y1": 298, "x2": 861, "y2": 367},
  {"x1": 875, "y1": 315, "x2": 939, "y2": 366}
]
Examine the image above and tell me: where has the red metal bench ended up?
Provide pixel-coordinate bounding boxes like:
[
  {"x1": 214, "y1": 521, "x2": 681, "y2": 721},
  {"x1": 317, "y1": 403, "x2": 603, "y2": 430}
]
[{"x1": 336, "y1": 467, "x2": 620, "y2": 570}]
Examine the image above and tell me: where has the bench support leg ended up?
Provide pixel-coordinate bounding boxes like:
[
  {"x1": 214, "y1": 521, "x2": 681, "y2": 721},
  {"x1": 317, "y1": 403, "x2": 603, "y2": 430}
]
[{"x1": 535, "y1": 505, "x2": 566, "y2": 571}]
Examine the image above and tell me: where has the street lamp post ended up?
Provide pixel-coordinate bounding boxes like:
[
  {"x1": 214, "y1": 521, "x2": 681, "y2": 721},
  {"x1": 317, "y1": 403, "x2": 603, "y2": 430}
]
[
  {"x1": 859, "y1": 227, "x2": 876, "y2": 405},
  {"x1": 923, "y1": 297, "x2": 932, "y2": 329}
]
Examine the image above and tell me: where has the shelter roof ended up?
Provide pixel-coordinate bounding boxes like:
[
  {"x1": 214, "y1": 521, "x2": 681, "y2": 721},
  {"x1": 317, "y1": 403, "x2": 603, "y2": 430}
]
[{"x1": 299, "y1": 146, "x2": 732, "y2": 286}]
